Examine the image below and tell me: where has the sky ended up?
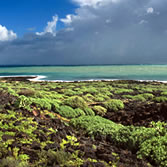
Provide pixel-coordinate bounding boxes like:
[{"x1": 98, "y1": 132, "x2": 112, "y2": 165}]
[
  {"x1": 0, "y1": 0, "x2": 167, "y2": 65},
  {"x1": 0, "y1": 0, "x2": 76, "y2": 36}
]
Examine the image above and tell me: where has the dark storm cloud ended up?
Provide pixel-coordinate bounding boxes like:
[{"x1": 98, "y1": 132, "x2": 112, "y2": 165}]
[{"x1": 0, "y1": 0, "x2": 167, "y2": 65}]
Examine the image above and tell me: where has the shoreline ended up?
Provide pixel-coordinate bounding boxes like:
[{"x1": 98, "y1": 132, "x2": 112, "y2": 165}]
[{"x1": 0, "y1": 75, "x2": 167, "y2": 83}]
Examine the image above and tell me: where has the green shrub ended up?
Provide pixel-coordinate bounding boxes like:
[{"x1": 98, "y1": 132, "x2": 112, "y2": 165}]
[
  {"x1": 35, "y1": 91, "x2": 64, "y2": 100},
  {"x1": 94, "y1": 93, "x2": 110, "y2": 102},
  {"x1": 15, "y1": 96, "x2": 57, "y2": 111},
  {"x1": 71, "y1": 116, "x2": 167, "y2": 167},
  {"x1": 123, "y1": 95, "x2": 146, "y2": 102},
  {"x1": 114, "y1": 89, "x2": 133, "y2": 94},
  {"x1": 137, "y1": 135, "x2": 167, "y2": 166},
  {"x1": 31, "y1": 98, "x2": 52, "y2": 110},
  {"x1": 93, "y1": 106, "x2": 107, "y2": 116},
  {"x1": 141, "y1": 93, "x2": 154, "y2": 100},
  {"x1": 7, "y1": 87, "x2": 18, "y2": 96},
  {"x1": 70, "y1": 116, "x2": 129, "y2": 143},
  {"x1": 108, "y1": 86, "x2": 114, "y2": 91},
  {"x1": 0, "y1": 156, "x2": 28, "y2": 167},
  {"x1": 139, "y1": 87, "x2": 153, "y2": 93},
  {"x1": 122, "y1": 95, "x2": 133, "y2": 99},
  {"x1": 133, "y1": 95, "x2": 146, "y2": 102},
  {"x1": 52, "y1": 103, "x2": 60, "y2": 112},
  {"x1": 75, "y1": 108, "x2": 86, "y2": 116},
  {"x1": 98, "y1": 88, "x2": 112, "y2": 96},
  {"x1": 37, "y1": 149, "x2": 84, "y2": 167},
  {"x1": 57, "y1": 105, "x2": 86, "y2": 118},
  {"x1": 161, "y1": 91, "x2": 167, "y2": 96},
  {"x1": 122, "y1": 94, "x2": 151, "y2": 102},
  {"x1": 94, "y1": 96, "x2": 105, "y2": 102},
  {"x1": 64, "y1": 89, "x2": 81, "y2": 96},
  {"x1": 57, "y1": 105, "x2": 78, "y2": 118},
  {"x1": 154, "y1": 96, "x2": 167, "y2": 102},
  {"x1": 14, "y1": 95, "x2": 32, "y2": 111},
  {"x1": 64, "y1": 96, "x2": 88, "y2": 109},
  {"x1": 83, "y1": 94, "x2": 94, "y2": 103},
  {"x1": 135, "y1": 122, "x2": 167, "y2": 167},
  {"x1": 85, "y1": 87, "x2": 98, "y2": 94},
  {"x1": 83, "y1": 107, "x2": 95, "y2": 116},
  {"x1": 51, "y1": 150, "x2": 72, "y2": 165},
  {"x1": 103, "y1": 99, "x2": 124, "y2": 111}
]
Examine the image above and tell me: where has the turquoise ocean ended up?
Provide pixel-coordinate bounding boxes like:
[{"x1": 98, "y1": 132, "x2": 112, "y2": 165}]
[{"x1": 0, "y1": 65, "x2": 167, "y2": 81}]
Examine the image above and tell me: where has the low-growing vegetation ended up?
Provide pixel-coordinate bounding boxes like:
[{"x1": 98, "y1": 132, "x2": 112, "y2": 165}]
[
  {"x1": 0, "y1": 77, "x2": 167, "y2": 166},
  {"x1": 103, "y1": 99, "x2": 124, "y2": 111},
  {"x1": 93, "y1": 105, "x2": 107, "y2": 116}
]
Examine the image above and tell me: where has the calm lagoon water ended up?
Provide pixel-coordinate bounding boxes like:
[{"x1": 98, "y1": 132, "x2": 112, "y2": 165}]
[{"x1": 0, "y1": 65, "x2": 167, "y2": 81}]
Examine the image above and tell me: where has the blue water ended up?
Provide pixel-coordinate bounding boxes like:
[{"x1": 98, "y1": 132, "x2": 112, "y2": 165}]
[{"x1": 0, "y1": 65, "x2": 167, "y2": 81}]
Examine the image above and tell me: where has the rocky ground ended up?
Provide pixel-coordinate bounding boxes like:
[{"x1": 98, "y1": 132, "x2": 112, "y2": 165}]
[{"x1": 0, "y1": 77, "x2": 166, "y2": 167}]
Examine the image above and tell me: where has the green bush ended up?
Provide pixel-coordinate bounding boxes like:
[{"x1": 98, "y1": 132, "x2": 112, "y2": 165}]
[
  {"x1": 122, "y1": 94, "x2": 151, "y2": 102},
  {"x1": 57, "y1": 105, "x2": 87, "y2": 118},
  {"x1": 37, "y1": 149, "x2": 84, "y2": 167},
  {"x1": 83, "y1": 94, "x2": 94, "y2": 103},
  {"x1": 154, "y1": 96, "x2": 167, "y2": 103},
  {"x1": 0, "y1": 156, "x2": 28, "y2": 167},
  {"x1": 64, "y1": 89, "x2": 81, "y2": 96},
  {"x1": 64, "y1": 96, "x2": 88, "y2": 109},
  {"x1": 52, "y1": 103, "x2": 60, "y2": 112},
  {"x1": 94, "y1": 93, "x2": 110, "y2": 102},
  {"x1": 135, "y1": 122, "x2": 167, "y2": 167},
  {"x1": 70, "y1": 116, "x2": 129, "y2": 143},
  {"x1": 85, "y1": 87, "x2": 98, "y2": 94},
  {"x1": 71, "y1": 116, "x2": 167, "y2": 167},
  {"x1": 14, "y1": 95, "x2": 32, "y2": 111},
  {"x1": 137, "y1": 135, "x2": 167, "y2": 166},
  {"x1": 15, "y1": 96, "x2": 59, "y2": 111},
  {"x1": 57, "y1": 105, "x2": 78, "y2": 118},
  {"x1": 75, "y1": 108, "x2": 86, "y2": 116},
  {"x1": 139, "y1": 87, "x2": 153, "y2": 93},
  {"x1": 93, "y1": 106, "x2": 107, "y2": 116},
  {"x1": 83, "y1": 107, "x2": 95, "y2": 116},
  {"x1": 161, "y1": 91, "x2": 167, "y2": 96},
  {"x1": 98, "y1": 88, "x2": 112, "y2": 96},
  {"x1": 123, "y1": 95, "x2": 146, "y2": 102},
  {"x1": 114, "y1": 89, "x2": 133, "y2": 94},
  {"x1": 141, "y1": 93, "x2": 154, "y2": 100},
  {"x1": 122, "y1": 95, "x2": 133, "y2": 99},
  {"x1": 94, "y1": 96, "x2": 105, "y2": 102},
  {"x1": 133, "y1": 95, "x2": 146, "y2": 102},
  {"x1": 31, "y1": 98, "x2": 52, "y2": 110},
  {"x1": 7, "y1": 87, "x2": 18, "y2": 96},
  {"x1": 103, "y1": 99, "x2": 124, "y2": 111}
]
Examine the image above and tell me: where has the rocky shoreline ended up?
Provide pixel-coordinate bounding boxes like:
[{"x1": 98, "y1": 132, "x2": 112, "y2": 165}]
[{"x1": 0, "y1": 78, "x2": 166, "y2": 166}]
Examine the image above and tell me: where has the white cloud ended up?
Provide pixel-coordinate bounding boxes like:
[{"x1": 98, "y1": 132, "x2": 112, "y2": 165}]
[
  {"x1": 72, "y1": 0, "x2": 118, "y2": 7},
  {"x1": 36, "y1": 15, "x2": 58, "y2": 36},
  {"x1": 60, "y1": 9, "x2": 95, "y2": 26},
  {"x1": 73, "y1": 0, "x2": 102, "y2": 7},
  {"x1": 147, "y1": 7, "x2": 154, "y2": 14},
  {"x1": 60, "y1": 15, "x2": 73, "y2": 25},
  {"x1": 61, "y1": 0, "x2": 117, "y2": 27},
  {"x1": 0, "y1": 25, "x2": 17, "y2": 41}
]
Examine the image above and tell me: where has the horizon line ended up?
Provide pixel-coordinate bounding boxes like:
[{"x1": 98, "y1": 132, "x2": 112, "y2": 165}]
[{"x1": 0, "y1": 64, "x2": 167, "y2": 67}]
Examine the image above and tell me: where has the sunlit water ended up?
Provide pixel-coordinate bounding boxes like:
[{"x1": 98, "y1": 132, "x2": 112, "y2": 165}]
[{"x1": 0, "y1": 65, "x2": 167, "y2": 81}]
